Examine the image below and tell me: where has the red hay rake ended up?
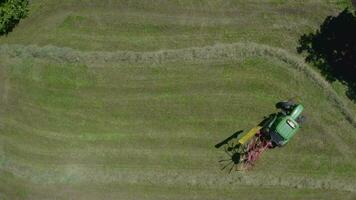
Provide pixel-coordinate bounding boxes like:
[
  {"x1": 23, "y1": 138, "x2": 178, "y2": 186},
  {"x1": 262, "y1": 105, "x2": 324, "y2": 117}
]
[
  {"x1": 241, "y1": 131, "x2": 272, "y2": 170},
  {"x1": 219, "y1": 129, "x2": 272, "y2": 172}
]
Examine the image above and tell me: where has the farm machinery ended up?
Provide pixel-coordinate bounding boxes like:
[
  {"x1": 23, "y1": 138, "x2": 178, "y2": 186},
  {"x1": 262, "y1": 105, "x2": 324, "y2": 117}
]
[{"x1": 219, "y1": 100, "x2": 305, "y2": 171}]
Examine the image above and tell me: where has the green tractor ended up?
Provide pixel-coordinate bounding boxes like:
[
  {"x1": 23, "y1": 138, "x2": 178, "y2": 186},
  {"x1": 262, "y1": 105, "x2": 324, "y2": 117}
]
[
  {"x1": 261, "y1": 101, "x2": 305, "y2": 147},
  {"x1": 219, "y1": 100, "x2": 305, "y2": 171}
]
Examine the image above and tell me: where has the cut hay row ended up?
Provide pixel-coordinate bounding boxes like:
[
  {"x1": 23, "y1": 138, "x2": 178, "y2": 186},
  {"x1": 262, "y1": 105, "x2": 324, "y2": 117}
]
[
  {"x1": 2, "y1": 157, "x2": 356, "y2": 193},
  {"x1": 1, "y1": 43, "x2": 355, "y2": 127}
]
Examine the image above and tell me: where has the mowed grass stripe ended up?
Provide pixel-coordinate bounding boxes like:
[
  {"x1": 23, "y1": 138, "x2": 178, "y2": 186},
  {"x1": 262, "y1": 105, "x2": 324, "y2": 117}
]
[
  {"x1": 0, "y1": 0, "x2": 335, "y2": 52},
  {"x1": 1, "y1": 42, "x2": 355, "y2": 127},
  {"x1": 2, "y1": 57, "x2": 354, "y2": 158},
  {"x1": 3, "y1": 110, "x2": 354, "y2": 159},
  {"x1": 2, "y1": 158, "x2": 356, "y2": 194},
  {"x1": 3, "y1": 56, "x2": 355, "y2": 150},
  {"x1": 2, "y1": 176, "x2": 352, "y2": 200},
  {"x1": 3, "y1": 58, "x2": 296, "y2": 140},
  {"x1": 4, "y1": 140, "x2": 356, "y2": 179},
  {"x1": 2, "y1": 143, "x2": 214, "y2": 171},
  {"x1": 3, "y1": 56, "x2": 356, "y2": 150}
]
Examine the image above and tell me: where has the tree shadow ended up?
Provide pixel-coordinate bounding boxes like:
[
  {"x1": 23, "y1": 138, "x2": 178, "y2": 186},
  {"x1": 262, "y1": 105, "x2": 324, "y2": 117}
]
[{"x1": 297, "y1": 8, "x2": 356, "y2": 101}]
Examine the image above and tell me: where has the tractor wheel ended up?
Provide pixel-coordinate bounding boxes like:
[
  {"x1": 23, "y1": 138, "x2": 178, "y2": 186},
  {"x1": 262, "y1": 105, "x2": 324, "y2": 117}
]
[
  {"x1": 260, "y1": 113, "x2": 276, "y2": 128},
  {"x1": 275, "y1": 100, "x2": 294, "y2": 111},
  {"x1": 296, "y1": 115, "x2": 306, "y2": 125},
  {"x1": 271, "y1": 141, "x2": 279, "y2": 148}
]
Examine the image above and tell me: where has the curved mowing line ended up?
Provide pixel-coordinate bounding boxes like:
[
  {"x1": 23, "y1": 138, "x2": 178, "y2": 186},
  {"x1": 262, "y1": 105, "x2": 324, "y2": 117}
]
[{"x1": 1, "y1": 42, "x2": 355, "y2": 127}]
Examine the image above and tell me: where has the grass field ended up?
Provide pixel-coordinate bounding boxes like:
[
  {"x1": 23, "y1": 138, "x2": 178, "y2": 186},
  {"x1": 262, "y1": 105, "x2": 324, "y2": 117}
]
[{"x1": 1, "y1": 0, "x2": 356, "y2": 199}]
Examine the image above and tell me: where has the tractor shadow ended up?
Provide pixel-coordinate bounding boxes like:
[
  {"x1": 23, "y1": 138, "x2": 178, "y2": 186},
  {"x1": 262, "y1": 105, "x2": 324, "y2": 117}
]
[
  {"x1": 214, "y1": 130, "x2": 244, "y2": 173},
  {"x1": 214, "y1": 116, "x2": 273, "y2": 172},
  {"x1": 214, "y1": 130, "x2": 243, "y2": 149}
]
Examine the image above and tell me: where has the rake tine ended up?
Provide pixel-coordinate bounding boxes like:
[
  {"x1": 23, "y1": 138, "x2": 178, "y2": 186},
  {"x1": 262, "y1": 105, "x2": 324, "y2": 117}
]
[
  {"x1": 228, "y1": 164, "x2": 234, "y2": 173},
  {"x1": 232, "y1": 145, "x2": 239, "y2": 154},
  {"x1": 235, "y1": 164, "x2": 239, "y2": 171},
  {"x1": 224, "y1": 148, "x2": 232, "y2": 156},
  {"x1": 219, "y1": 158, "x2": 232, "y2": 162},
  {"x1": 221, "y1": 161, "x2": 233, "y2": 170}
]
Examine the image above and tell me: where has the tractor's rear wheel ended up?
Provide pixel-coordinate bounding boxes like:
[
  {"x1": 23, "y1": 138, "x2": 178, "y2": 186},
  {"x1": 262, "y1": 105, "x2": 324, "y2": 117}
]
[
  {"x1": 275, "y1": 100, "x2": 294, "y2": 110},
  {"x1": 296, "y1": 115, "x2": 306, "y2": 125}
]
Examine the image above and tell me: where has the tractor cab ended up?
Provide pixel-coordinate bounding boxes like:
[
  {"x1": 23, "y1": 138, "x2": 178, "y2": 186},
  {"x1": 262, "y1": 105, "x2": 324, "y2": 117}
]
[{"x1": 262, "y1": 102, "x2": 304, "y2": 147}]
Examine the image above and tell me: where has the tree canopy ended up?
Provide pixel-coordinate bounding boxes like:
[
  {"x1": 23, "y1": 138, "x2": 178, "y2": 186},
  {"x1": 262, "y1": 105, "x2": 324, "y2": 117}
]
[
  {"x1": 297, "y1": 8, "x2": 356, "y2": 100},
  {"x1": 0, "y1": 0, "x2": 29, "y2": 35}
]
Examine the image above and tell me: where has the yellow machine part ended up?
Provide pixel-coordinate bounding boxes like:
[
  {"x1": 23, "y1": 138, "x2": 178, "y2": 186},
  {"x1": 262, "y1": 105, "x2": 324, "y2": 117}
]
[{"x1": 238, "y1": 126, "x2": 262, "y2": 145}]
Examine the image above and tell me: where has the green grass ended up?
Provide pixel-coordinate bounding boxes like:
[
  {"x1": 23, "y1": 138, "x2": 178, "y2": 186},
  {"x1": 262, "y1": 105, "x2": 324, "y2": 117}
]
[
  {"x1": 0, "y1": 0, "x2": 356, "y2": 199},
  {"x1": 0, "y1": 0, "x2": 343, "y2": 52}
]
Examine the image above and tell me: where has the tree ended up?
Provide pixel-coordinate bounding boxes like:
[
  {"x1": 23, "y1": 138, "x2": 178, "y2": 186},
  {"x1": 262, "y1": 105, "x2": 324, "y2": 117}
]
[
  {"x1": 297, "y1": 8, "x2": 356, "y2": 101},
  {"x1": 0, "y1": 0, "x2": 29, "y2": 35}
]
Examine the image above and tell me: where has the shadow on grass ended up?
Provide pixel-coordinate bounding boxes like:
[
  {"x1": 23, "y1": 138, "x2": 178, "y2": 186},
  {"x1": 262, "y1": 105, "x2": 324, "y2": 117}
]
[
  {"x1": 214, "y1": 130, "x2": 244, "y2": 149},
  {"x1": 297, "y1": 8, "x2": 356, "y2": 101},
  {"x1": 215, "y1": 130, "x2": 243, "y2": 173},
  {"x1": 214, "y1": 115, "x2": 273, "y2": 172}
]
